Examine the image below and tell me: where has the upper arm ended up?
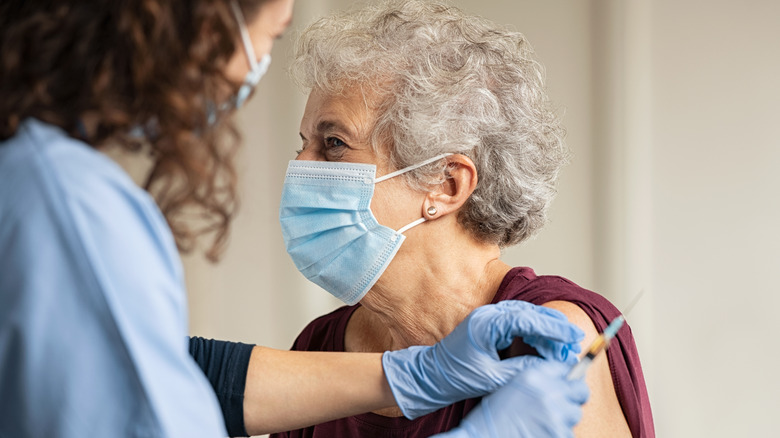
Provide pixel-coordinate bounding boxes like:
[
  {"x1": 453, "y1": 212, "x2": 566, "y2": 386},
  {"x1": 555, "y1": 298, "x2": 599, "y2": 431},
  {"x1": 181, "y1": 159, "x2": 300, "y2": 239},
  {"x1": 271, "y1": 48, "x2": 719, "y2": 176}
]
[{"x1": 542, "y1": 301, "x2": 632, "y2": 438}]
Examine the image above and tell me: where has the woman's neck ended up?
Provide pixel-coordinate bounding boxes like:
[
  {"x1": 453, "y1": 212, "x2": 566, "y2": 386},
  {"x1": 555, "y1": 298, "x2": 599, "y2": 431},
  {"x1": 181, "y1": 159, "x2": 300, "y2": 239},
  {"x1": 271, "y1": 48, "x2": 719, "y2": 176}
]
[{"x1": 347, "y1": 237, "x2": 511, "y2": 352}]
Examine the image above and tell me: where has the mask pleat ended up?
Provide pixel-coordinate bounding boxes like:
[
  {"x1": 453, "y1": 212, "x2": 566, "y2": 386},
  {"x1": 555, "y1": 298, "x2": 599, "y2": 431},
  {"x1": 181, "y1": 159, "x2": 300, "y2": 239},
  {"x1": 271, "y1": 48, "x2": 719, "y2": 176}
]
[
  {"x1": 281, "y1": 186, "x2": 365, "y2": 211},
  {"x1": 306, "y1": 229, "x2": 400, "y2": 302},
  {"x1": 280, "y1": 209, "x2": 362, "y2": 241},
  {"x1": 286, "y1": 224, "x2": 367, "y2": 270}
]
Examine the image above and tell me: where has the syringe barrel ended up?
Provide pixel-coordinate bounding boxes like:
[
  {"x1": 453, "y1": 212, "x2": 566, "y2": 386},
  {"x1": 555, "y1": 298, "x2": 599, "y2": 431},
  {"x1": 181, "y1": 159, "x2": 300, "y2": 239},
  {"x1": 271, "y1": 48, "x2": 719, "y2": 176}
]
[{"x1": 567, "y1": 356, "x2": 593, "y2": 380}]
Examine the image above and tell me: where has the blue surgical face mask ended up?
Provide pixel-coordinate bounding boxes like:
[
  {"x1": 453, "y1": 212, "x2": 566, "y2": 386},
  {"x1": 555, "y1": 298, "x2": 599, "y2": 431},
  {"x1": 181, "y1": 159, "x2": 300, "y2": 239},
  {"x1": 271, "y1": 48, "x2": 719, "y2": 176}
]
[{"x1": 279, "y1": 154, "x2": 452, "y2": 305}]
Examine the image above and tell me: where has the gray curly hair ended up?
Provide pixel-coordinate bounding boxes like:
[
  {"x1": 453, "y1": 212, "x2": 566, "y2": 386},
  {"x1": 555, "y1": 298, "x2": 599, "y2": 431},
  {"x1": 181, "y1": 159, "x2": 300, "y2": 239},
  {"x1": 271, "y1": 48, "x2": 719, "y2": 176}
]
[{"x1": 290, "y1": 0, "x2": 569, "y2": 247}]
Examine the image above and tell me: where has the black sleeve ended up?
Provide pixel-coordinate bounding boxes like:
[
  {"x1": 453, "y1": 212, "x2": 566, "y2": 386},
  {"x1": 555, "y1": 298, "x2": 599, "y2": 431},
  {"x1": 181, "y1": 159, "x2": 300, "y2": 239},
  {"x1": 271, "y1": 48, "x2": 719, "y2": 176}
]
[{"x1": 189, "y1": 336, "x2": 255, "y2": 437}]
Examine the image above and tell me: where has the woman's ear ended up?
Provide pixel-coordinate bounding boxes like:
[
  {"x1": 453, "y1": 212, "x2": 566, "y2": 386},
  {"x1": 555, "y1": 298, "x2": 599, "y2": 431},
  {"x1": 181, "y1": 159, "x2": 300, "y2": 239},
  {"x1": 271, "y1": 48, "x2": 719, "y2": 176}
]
[{"x1": 422, "y1": 154, "x2": 478, "y2": 220}]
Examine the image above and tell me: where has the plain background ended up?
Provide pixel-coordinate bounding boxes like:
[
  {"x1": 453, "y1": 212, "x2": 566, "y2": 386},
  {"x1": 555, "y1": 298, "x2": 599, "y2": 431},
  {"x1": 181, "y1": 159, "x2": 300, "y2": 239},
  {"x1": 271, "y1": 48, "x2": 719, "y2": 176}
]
[{"x1": 177, "y1": 0, "x2": 780, "y2": 436}]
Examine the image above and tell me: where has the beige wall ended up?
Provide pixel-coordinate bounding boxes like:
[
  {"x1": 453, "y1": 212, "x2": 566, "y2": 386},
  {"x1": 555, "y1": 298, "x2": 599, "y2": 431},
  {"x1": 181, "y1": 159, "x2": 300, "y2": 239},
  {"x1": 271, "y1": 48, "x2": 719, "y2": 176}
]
[
  {"x1": 650, "y1": 0, "x2": 780, "y2": 435},
  {"x1": 182, "y1": 0, "x2": 780, "y2": 435}
]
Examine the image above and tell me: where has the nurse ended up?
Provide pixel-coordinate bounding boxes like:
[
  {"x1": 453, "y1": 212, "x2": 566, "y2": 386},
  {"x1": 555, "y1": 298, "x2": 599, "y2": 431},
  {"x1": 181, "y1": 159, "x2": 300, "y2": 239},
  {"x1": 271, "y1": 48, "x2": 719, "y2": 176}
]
[{"x1": 0, "y1": 1, "x2": 588, "y2": 437}]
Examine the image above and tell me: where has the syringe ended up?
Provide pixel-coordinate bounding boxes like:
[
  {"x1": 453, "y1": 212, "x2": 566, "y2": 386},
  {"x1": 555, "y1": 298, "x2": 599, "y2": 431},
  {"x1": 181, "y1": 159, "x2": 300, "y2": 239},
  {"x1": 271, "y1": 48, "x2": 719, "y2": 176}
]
[
  {"x1": 566, "y1": 315, "x2": 625, "y2": 380},
  {"x1": 567, "y1": 289, "x2": 644, "y2": 380}
]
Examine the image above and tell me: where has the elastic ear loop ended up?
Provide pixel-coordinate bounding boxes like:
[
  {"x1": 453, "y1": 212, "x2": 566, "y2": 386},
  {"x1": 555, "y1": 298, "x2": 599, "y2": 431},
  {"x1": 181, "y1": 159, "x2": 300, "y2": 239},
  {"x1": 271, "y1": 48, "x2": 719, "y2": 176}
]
[
  {"x1": 391, "y1": 218, "x2": 426, "y2": 242},
  {"x1": 229, "y1": 1, "x2": 271, "y2": 108},
  {"x1": 374, "y1": 153, "x2": 453, "y2": 183},
  {"x1": 376, "y1": 153, "x2": 453, "y2": 241},
  {"x1": 230, "y1": 1, "x2": 259, "y2": 69}
]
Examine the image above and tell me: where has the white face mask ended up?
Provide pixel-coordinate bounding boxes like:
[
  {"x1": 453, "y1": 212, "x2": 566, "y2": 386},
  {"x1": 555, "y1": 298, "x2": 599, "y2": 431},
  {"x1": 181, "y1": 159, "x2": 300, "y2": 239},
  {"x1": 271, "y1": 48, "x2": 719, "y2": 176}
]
[{"x1": 229, "y1": 0, "x2": 271, "y2": 109}]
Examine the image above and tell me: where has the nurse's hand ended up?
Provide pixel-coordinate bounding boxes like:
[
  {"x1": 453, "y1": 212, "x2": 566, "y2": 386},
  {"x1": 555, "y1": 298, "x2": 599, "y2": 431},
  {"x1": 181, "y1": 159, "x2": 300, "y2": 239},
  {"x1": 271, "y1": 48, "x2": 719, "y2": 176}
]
[
  {"x1": 382, "y1": 301, "x2": 584, "y2": 419},
  {"x1": 432, "y1": 360, "x2": 589, "y2": 438}
]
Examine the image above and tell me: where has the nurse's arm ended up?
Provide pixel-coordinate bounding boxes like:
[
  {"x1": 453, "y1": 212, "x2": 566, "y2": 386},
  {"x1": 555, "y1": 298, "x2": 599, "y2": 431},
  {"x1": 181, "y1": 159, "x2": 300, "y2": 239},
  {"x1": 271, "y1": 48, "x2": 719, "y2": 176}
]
[{"x1": 242, "y1": 347, "x2": 394, "y2": 435}]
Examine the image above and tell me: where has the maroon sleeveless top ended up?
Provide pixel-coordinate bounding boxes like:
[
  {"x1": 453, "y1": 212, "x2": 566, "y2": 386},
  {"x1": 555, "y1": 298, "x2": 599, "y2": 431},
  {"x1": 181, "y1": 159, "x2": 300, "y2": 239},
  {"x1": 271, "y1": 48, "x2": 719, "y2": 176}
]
[{"x1": 271, "y1": 267, "x2": 654, "y2": 437}]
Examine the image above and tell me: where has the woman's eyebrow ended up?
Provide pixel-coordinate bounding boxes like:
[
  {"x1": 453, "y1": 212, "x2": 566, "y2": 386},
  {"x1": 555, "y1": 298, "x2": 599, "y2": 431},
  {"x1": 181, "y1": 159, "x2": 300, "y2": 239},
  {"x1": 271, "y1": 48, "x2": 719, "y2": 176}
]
[
  {"x1": 316, "y1": 120, "x2": 355, "y2": 139},
  {"x1": 299, "y1": 120, "x2": 355, "y2": 143}
]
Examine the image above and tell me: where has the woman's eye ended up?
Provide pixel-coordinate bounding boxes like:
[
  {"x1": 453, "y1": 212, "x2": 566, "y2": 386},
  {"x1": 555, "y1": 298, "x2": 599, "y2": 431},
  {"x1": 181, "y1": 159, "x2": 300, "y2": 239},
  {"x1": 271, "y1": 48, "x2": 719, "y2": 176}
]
[{"x1": 325, "y1": 137, "x2": 346, "y2": 148}]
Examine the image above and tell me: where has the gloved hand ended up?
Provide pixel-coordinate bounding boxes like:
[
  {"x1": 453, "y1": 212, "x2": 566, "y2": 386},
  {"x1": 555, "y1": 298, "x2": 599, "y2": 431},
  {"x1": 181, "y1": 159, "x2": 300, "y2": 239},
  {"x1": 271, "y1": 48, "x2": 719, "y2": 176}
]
[
  {"x1": 382, "y1": 300, "x2": 584, "y2": 419},
  {"x1": 432, "y1": 360, "x2": 590, "y2": 438}
]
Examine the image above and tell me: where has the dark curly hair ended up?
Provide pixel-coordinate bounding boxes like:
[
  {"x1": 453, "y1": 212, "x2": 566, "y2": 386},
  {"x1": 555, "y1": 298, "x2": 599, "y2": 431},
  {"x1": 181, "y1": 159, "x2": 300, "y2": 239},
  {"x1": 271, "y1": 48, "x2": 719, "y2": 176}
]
[{"x1": 0, "y1": 0, "x2": 269, "y2": 261}]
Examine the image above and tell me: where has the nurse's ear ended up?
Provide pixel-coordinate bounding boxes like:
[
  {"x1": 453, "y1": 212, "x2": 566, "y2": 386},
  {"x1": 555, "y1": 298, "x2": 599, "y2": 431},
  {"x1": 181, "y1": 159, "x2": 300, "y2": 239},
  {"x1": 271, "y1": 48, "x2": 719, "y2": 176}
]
[{"x1": 422, "y1": 154, "x2": 478, "y2": 220}]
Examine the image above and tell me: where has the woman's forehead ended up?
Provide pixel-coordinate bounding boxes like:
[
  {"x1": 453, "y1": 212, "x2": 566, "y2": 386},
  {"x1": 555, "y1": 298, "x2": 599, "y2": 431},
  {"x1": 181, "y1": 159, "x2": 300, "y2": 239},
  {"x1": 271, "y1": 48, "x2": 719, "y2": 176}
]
[{"x1": 300, "y1": 88, "x2": 379, "y2": 139}]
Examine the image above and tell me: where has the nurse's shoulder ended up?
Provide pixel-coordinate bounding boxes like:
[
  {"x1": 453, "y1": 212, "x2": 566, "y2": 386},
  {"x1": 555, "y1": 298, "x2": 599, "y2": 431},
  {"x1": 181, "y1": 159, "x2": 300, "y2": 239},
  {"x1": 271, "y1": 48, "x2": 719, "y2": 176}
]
[
  {"x1": 1, "y1": 119, "x2": 148, "y2": 224},
  {"x1": 0, "y1": 118, "x2": 181, "y2": 278}
]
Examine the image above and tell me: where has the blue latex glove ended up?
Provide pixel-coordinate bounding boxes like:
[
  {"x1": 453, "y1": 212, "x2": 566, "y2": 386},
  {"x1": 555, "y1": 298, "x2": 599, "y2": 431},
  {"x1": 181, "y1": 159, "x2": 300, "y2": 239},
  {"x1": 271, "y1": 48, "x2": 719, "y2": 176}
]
[
  {"x1": 432, "y1": 360, "x2": 590, "y2": 438},
  {"x1": 382, "y1": 301, "x2": 584, "y2": 419}
]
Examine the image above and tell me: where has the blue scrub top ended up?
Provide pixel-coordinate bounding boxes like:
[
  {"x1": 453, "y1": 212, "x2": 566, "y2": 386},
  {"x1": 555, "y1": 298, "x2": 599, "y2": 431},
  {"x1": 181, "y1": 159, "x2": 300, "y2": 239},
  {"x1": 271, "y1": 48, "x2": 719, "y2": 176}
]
[{"x1": 0, "y1": 119, "x2": 227, "y2": 437}]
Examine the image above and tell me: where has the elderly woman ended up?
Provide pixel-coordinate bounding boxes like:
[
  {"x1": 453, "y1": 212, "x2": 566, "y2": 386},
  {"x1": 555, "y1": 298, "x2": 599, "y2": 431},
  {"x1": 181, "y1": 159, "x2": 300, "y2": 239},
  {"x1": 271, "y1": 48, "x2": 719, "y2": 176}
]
[
  {"x1": 274, "y1": 1, "x2": 654, "y2": 437},
  {"x1": 0, "y1": 0, "x2": 588, "y2": 436}
]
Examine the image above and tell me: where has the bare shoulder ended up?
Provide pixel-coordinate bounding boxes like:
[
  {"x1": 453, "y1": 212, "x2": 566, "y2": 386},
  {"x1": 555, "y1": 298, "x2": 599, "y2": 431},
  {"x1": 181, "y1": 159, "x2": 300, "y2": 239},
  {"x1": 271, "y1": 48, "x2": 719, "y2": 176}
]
[
  {"x1": 542, "y1": 300, "x2": 599, "y2": 342},
  {"x1": 541, "y1": 300, "x2": 632, "y2": 438}
]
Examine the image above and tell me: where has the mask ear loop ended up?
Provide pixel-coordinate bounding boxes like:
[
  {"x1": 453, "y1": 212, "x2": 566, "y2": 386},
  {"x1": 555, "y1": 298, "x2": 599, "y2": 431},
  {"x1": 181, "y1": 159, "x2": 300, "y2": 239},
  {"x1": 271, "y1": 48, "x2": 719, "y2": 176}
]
[
  {"x1": 391, "y1": 217, "x2": 426, "y2": 242},
  {"x1": 374, "y1": 153, "x2": 453, "y2": 183},
  {"x1": 377, "y1": 153, "x2": 453, "y2": 241},
  {"x1": 396, "y1": 218, "x2": 426, "y2": 234},
  {"x1": 230, "y1": 1, "x2": 259, "y2": 69},
  {"x1": 230, "y1": 1, "x2": 271, "y2": 108}
]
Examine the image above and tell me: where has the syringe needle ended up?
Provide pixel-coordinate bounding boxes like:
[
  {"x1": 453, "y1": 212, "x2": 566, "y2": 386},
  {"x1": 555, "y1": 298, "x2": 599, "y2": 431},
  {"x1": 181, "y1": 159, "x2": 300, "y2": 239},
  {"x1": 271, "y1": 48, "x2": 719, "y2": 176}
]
[{"x1": 622, "y1": 289, "x2": 645, "y2": 317}]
